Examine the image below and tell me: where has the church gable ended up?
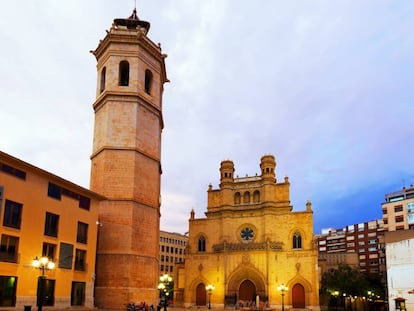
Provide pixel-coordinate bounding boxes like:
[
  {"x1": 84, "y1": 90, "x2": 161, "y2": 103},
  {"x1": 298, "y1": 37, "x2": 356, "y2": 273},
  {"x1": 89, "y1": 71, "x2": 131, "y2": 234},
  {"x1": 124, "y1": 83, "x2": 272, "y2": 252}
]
[{"x1": 177, "y1": 155, "x2": 320, "y2": 310}]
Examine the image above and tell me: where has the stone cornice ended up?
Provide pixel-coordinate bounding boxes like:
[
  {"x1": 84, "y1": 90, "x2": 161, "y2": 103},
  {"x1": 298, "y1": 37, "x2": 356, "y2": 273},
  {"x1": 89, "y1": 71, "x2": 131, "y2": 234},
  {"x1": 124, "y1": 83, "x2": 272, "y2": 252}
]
[
  {"x1": 92, "y1": 92, "x2": 164, "y2": 129},
  {"x1": 212, "y1": 240, "x2": 283, "y2": 253},
  {"x1": 205, "y1": 204, "x2": 292, "y2": 217},
  {"x1": 90, "y1": 146, "x2": 160, "y2": 165}
]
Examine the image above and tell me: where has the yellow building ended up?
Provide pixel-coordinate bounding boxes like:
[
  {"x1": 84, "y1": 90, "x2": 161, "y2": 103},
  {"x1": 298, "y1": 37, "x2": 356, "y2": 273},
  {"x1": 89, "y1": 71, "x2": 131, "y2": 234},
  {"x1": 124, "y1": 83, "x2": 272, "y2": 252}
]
[
  {"x1": 0, "y1": 151, "x2": 104, "y2": 309},
  {"x1": 174, "y1": 155, "x2": 320, "y2": 310}
]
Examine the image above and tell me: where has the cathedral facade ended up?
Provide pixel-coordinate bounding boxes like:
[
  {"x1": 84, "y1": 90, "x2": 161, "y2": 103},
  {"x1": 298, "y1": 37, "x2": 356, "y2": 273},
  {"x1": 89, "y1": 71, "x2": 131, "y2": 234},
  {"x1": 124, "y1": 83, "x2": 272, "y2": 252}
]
[{"x1": 174, "y1": 155, "x2": 320, "y2": 310}]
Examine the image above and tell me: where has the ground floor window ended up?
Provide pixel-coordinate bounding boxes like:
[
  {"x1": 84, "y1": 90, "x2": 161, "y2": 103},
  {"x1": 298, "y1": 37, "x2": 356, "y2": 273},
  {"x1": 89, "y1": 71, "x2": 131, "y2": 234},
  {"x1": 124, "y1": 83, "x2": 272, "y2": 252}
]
[
  {"x1": 0, "y1": 235, "x2": 19, "y2": 262},
  {"x1": 71, "y1": 282, "x2": 85, "y2": 306},
  {"x1": 0, "y1": 276, "x2": 17, "y2": 306}
]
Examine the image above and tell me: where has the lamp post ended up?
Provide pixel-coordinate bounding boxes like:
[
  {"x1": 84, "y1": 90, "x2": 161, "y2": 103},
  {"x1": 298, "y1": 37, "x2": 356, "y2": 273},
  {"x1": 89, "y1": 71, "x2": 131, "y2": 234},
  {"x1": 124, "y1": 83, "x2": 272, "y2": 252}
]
[
  {"x1": 332, "y1": 291, "x2": 339, "y2": 311},
  {"x1": 32, "y1": 257, "x2": 55, "y2": 311},
  {"x1": 157, "y1": 283, "x2": 165, "y2": 311},
  {"x1": 367, "y1": 290, "x2": 376, "y2": 311},
  {"x1": 277, "y1": 284, "x2": 288, "y2": 311},
  {"x1": 206, "y1": 284, "x2": 215, "y2": 310},
  {"x1": 158, "y1": 274, "x2": 172, "y2": 311}
]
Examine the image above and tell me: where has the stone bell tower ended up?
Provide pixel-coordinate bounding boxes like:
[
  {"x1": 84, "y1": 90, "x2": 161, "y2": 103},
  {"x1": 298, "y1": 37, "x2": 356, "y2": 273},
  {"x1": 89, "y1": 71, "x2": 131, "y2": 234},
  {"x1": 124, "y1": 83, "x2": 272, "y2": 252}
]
[{"x1": 90, "y1": 8, "x2": 168, "y2": 309}]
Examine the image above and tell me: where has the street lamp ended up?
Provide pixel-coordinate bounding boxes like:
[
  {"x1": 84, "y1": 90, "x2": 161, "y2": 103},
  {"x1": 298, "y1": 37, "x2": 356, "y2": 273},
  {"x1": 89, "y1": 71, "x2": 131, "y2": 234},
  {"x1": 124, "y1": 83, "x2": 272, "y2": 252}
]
[
  {"x1": 206, "y1": 284, "x2": 215, "y2": 309},
  {"x1": 158, "y1": 274, "x2": 172, "y2": 311},
  {"x1": 367, "y1": 290, "x2": 375, "y2": 311},
  {"x1": 277, "y1": 284, "x2": 288, "y2": 311},
  {"x1": 332, "y1": 291, "x2": 340, "y2": 311},
  {"x1": 32, "y1": 257, "x2": 55, "y2": 311}
]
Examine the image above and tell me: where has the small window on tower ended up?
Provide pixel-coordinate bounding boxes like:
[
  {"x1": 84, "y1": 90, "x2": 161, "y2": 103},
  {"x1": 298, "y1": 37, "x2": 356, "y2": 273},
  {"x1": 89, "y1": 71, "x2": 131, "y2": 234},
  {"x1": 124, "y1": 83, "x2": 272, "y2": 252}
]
[
  {"x1": 145, "y1": 69, "x2": 153, "y2": 94},
  {"x1": 100, "y1": 67, "x2": 106, "y2": 93},
  {"x1": 119, "y1": 61, "x2": 130, "y2": 86}
]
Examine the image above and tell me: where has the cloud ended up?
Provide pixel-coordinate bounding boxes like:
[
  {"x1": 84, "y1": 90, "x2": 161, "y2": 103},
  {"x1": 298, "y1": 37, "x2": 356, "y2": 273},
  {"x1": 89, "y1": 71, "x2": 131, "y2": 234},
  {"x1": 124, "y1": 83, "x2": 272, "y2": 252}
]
[
  {"x1": 1, "y1": 1, "x2": 414, "y2": 234},
  {"x1": 160, "y1": 192, "x2": 194, "y2": 234}
]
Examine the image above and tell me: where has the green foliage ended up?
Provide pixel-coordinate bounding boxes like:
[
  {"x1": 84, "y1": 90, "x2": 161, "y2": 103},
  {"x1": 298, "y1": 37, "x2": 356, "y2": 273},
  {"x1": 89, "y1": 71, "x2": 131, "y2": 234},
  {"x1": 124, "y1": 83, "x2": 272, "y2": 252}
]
[
  {"x1": 158, "y1": 274, "x2": 174, "y2": 302},
  {"x1": 164, "y1": 280, "x2": 174, "y2": 298},
  {"x1": 321, "y1": 263, "x2": 384, "y2": 298}
]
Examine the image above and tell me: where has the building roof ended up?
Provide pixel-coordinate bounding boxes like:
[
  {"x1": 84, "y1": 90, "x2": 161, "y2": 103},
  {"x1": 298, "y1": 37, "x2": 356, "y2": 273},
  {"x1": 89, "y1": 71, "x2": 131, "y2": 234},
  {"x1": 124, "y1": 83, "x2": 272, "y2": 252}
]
[
  {"x1": 113, "y1": 8, "x2": 150, "y2": 32},
  {"x1": 0, "y1": 150, "x2": 106, "y2": 200}
]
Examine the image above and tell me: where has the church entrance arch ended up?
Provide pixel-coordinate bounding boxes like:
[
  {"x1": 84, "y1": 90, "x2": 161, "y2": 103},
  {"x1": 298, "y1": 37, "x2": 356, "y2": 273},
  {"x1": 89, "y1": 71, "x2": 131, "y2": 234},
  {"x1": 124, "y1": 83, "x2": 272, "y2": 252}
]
[
  {"x1": 292, "y1": 283, "x2": 305, "y2": 308},
  {"x1": 196, "y1": 283, "x2": 206, "y2": 306},
  {"x1": 239, "y1": 280, "x2": 256, "y2": 301},
  {"x1": 226, "y1": 267, "x2": 266, "y2": 306}
]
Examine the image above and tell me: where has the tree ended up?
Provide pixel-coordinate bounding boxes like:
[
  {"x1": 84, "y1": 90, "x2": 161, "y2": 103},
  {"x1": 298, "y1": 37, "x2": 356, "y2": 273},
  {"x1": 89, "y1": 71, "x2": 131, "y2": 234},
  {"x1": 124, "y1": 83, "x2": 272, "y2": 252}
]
[
  {"x1": 321, "y1": 263, "x2": 368, "y2": 297},
  {"x1": 320, "y1": 263, "x2": 385, "y2": 311}
]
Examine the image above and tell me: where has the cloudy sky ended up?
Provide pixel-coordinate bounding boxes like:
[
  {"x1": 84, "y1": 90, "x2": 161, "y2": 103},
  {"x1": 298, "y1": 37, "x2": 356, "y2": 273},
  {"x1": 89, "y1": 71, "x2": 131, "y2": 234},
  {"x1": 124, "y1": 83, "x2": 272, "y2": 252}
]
[{"x1": 1, "y1": 1, "x2": 413, "y2": 234}]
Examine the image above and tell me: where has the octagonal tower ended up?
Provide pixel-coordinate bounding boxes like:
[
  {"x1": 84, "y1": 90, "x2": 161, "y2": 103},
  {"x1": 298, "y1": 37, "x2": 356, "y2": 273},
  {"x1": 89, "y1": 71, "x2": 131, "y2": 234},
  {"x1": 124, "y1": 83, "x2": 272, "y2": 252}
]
[{"x1": 90, "y1": 8, "x2": 168, "y2": 309}]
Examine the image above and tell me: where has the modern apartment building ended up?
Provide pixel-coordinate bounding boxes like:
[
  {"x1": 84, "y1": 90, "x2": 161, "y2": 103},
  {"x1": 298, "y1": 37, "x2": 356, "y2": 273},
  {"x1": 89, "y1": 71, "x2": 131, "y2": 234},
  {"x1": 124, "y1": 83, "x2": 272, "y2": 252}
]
[
  {"x1": 317, "y1": 219, "x2": 385, "y2": 275},
  {"x1": 382, "y1": 186, "x2": 414, "y2": 231},
  {"x1": 0, "y1": 151, "x2": 105, "y2": 308},
  {"x1": 159, "y1": 231, "x2": 188, "y2": 276}
]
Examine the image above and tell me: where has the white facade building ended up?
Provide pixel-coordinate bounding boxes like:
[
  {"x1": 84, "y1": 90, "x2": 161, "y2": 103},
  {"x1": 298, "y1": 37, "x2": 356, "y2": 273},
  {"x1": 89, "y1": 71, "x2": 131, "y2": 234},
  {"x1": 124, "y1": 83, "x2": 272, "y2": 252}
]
[{"x1": 386, "y1": 236, "x2": 414, "y2": 311}]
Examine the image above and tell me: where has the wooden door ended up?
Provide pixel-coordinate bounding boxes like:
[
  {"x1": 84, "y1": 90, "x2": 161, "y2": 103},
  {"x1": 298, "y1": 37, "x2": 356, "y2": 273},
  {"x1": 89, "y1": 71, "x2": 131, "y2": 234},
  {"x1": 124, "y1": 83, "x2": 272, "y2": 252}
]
[
  {"x1": 292, "y1": 283, "x2": 305, "y2": 308},
  {"x1": 196, "y1": 283, "x2": 206, "y2": 306},
  {"x1": 239, "y1": 280, "x2": 256, "y2": 301}
]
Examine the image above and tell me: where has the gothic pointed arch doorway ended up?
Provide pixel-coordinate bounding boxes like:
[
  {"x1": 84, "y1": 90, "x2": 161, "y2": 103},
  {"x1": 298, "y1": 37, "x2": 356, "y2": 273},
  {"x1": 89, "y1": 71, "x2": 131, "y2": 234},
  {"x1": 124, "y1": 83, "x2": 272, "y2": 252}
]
[
  {"x1": 292, "y1": 283, "x2": 305, "y2": 308},
  {"x1": 239, "y1": 280, "x2": 256, "y2": 301},
  {"x1": 196, "y1": 283, "x2": 206, "y2": 306}
]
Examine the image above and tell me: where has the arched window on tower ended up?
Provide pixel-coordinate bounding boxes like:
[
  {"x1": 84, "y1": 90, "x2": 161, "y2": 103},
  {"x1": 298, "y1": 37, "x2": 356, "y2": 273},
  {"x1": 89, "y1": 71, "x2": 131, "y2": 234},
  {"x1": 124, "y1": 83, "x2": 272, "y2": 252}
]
[
  {"x1": 198, "y1": 236, "x2": 206, "y2": 252},
  {"x1": 119, "y1": 61, "x2": 130, "y2": 86},
  {"x1": 145, "y1": 69, "x2": 153, "y2": 94},
  {"x1": 234, "y1": 192, "x2": 241, "y2": 205},
  {"x1": 243, "y1": 192, "x2": 250, "y2": 204},
  {"x1": 253, "y1": 190, "x2": 260, "y2": 203},
  {"x1": 293, "y1": 232, "x2": 302, "y2": 249},
  {"x1": 100, "y1": 67, "x2": 106, "y2": 93}
]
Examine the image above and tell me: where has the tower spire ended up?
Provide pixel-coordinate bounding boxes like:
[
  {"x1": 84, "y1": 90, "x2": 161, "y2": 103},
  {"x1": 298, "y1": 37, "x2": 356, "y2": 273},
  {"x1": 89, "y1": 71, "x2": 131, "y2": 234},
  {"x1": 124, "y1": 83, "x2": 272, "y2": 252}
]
[{"x1": 113, "y1": 5, "x2": 150, "y2": 32}]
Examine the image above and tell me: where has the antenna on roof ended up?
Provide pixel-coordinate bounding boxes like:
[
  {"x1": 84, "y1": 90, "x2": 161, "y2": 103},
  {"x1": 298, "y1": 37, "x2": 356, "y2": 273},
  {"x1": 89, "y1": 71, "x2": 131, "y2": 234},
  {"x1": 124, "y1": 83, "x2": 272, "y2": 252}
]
[{"x1": 134, "y1": 0, "x2": 137, "y2": 10}]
